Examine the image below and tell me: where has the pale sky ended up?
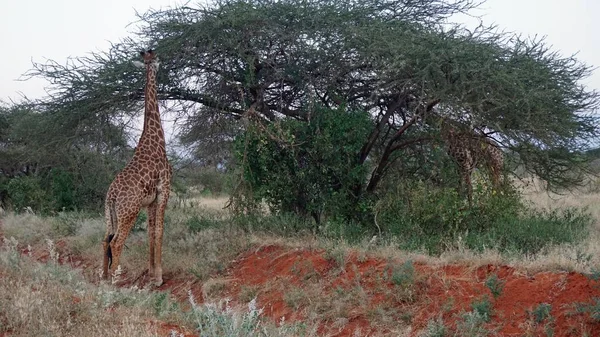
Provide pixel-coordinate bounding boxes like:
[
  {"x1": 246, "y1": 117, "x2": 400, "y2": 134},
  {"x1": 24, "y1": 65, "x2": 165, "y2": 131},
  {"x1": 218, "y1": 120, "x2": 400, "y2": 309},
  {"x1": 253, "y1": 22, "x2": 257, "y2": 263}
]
[{"x1": 1, "y1": 0, "x2": 599, "y2": 102}]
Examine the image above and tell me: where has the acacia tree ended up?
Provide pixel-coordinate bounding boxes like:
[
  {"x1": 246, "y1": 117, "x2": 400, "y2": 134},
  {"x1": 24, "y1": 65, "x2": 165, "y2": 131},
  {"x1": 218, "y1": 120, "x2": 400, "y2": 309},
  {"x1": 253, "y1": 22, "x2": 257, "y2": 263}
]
[{"x1": 25, "y1": 0, "x2": 599, "y2": 215}]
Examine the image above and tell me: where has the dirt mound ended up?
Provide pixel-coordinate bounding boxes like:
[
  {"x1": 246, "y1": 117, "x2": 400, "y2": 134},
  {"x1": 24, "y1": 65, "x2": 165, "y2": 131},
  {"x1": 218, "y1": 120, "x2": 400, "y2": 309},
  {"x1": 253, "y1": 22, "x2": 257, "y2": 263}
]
[{"x1": 224, "y1": 245, "x2": 600, "y2": 336}]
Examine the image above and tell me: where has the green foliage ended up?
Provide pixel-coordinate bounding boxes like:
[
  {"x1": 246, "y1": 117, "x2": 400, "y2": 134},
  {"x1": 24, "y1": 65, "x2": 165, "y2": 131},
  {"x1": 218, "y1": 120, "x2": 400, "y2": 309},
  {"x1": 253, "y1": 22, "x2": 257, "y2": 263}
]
[
  {"x1": 486, "y1": 207, "x2": 592, "y2": 255},
  {"x1": 6, "y1": 176, "x2": 47, "y2": 212},
  {"x1": 423, "y1": 317, "x2": 448, "y2": 337},
  {"x1": 531, "y1": 303, "x2": 552, "y2": 324},
  {"x1": 132, "y1": 212, "x2": 147, "y2": 232},
  {"x1": 484, "y1": 274, "x2": 504, "y2": 299},
  {"x1": 152, "y1": 291, "x2": 180, "y2": 318},
  {"x1": 576, "y1": 298, "x2": 600, "y2": 322},
  {"x1": 455, "y1": 311, "x2": 490, "y2": 337},
  {"x1": 235, "y1": 105, "x2": 371, "y2": 223},
  {"x1": 390, "y1": 260, "x2": 415, "y2": 287},
  {"x1": 172, "y1": 165, "x2": 231, "y2": 198},
  {"x1": 185, "y1": 214, "x2": 219, "y2": 233},
  {"x1": 50, "y1": 212, "x2": 85, "y2": 236},
  {"x1": 377, "y1": 180, "x2": 591, "y2": 254},
  {"x1": 49, "y1": 168, "x2": 76, "y2": 211},
  {"x1": 0, "y1": 104, "x2": 129, "y2": 213},
  {"x1": 470, "y1": 296, "x2": 493, "y2": 323},
  {"x1": 20, "y1": 0, "x2": 598, "y2": 218},
  {"x1": 233, "y1": 212, "x2": 316, "y2": 235}
]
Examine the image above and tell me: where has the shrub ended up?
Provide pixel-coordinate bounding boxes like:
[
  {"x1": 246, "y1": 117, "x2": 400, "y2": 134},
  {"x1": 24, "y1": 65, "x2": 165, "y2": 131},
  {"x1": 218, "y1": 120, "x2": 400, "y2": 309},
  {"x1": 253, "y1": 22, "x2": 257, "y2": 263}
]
[
  {"x1": 484, "y1": 274, "x2": 504, "y2": 299},
  {"x1": 233, "y1": 105, "x2": 371, "y2": 225},
  {"x1": 49, "y1": 168, "x2": 76, "y2": 211},
  {"x1": 185, "y1": 214, "x2": 219, "y2": 233},
  {"x1": 6, "y1": 175, "x2": 47, "y2": 212},
  {"x1": 50, "y1": 212, "x2": 84, "y2": 236},
  {"x1": 377, "y1": 179, "x2": 591, "y2": 255}
]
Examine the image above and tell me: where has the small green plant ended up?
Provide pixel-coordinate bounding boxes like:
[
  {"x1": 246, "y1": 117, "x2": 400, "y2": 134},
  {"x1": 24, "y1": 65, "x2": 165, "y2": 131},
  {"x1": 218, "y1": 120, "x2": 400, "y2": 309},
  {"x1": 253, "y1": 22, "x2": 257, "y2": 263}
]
[
  {"x1": 455, "y1": 310, "x2": 490, "y2": 337},
  {"x1": 470, "y1": 296, "x2": 493, "y2": 323},
  {"x1": 152, "y1": 291, "x2": 180, "y2": 317},
  {"x1": 133, "y1": 212, "x2": 147, "y2": 232},
  {"x1": 324, "y1": 246, "x2": 348, "y2": 271},
  {"x1": 575, "y1": 297, "x2": 600, "y2": 322},
  {"x1": 283, "y1": 287, "x2": 308, "y2": 310},
  {"x1": 484, "y1": 273, "x2": 504, "y2": 299},
  {"x1": 391, "y1": 260, "x2": 415, "y2": 287},
  {"x1": 185, "y1": 214, "x2": 217, "y2": 233},
  {"x1": 51, "y1": 212, "x2": 83, "y2": 236},
  {"x1": 239, "y1": 285, "x2": 260, "y2": 304},
  {"x1": 586, "y1": 268, "x2": 600, "y2": 281},
  {"x1": 532, "y1": 303, "x2": 552, "y2": 324},
  {"x1": 422, "y1": 316, "x2": 448, "y2": 337}
]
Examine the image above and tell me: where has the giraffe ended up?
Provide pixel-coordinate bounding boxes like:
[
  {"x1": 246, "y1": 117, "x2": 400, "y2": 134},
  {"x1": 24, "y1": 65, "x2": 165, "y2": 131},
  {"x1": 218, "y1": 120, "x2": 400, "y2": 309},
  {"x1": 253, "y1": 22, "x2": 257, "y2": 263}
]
[
  {"x1": 102, "y1": 49, "x2": 172, "y2": 286},
  {"x1": 441, "y1": 123, "x2": 503, "y2": 202}
]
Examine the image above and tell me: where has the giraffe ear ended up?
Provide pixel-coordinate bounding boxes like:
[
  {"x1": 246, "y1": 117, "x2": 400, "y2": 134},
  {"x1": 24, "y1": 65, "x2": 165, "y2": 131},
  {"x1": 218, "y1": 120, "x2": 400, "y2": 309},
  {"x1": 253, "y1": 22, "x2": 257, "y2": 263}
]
[{"x1": 132, "y1": 60, "x2": 145, "y2": 68}]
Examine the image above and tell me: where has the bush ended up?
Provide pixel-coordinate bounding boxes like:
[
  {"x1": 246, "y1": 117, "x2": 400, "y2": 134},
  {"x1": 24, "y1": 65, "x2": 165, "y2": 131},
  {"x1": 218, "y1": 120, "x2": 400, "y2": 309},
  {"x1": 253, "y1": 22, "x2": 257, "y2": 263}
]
[
  {"x1": 6, "y1": 175, "x2": 47, "y2": 212},
  {"x1": 232, "y1": 212, "x2": 317, "y2": 235},
  {"x1": 234, "y1": 105, "x2": 371, "y2": 225},
  {"x1": 186, "y1": 214, "x2": 219, "y2": 233},
  {"x1": 49, "y1": 168, "x2": 76, "y2": 211},
  {"x1": 51, "y1": 211, "x2": 85, "y2": 236},
  {"x1": 377, "y1": 180, "x2": 591, "y2": 255}
]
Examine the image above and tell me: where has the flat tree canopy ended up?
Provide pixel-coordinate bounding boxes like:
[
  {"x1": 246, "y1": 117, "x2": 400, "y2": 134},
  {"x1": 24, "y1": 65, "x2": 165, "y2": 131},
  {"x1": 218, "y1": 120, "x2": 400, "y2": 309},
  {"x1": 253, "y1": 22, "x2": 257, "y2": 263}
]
[{"x1": 24, "y1": 0, "x2": 599, "y2": 201}]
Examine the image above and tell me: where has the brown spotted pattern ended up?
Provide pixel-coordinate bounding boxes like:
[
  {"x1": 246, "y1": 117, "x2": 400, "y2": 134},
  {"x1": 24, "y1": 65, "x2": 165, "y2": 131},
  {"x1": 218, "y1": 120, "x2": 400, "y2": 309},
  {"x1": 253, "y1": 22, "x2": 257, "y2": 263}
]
[
  {"x1": 102, "y1": 50, "x2": 172, "y2": 286},
  {"x1": 442, "y1": 125, "x2": 504, "y2": 202}
]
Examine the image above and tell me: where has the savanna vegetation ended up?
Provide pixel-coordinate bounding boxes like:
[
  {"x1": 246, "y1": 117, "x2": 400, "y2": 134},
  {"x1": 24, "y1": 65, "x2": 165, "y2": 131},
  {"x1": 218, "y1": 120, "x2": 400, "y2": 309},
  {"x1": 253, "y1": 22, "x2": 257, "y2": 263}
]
[{"x1": 1, "y1": 0, "x2": 600, "y2": 335}]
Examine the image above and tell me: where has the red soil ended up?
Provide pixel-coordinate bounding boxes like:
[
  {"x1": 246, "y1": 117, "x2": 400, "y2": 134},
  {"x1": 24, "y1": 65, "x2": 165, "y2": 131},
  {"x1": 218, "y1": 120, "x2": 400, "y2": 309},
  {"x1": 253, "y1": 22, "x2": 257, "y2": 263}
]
[
  {"x1": 224, "y1": 245, "x2": 600, "y2": 336},
  {"x1": 4, "y1": 234, "x2": 600, "y2": 336}
]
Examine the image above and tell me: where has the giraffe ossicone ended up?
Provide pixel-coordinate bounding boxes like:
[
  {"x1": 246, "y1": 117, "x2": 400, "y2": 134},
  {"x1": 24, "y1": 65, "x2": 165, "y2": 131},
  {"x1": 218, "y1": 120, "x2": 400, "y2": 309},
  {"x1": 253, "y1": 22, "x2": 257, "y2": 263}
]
[{"x1": 102, "y1": 49, "x2": 172, "y2": 287}]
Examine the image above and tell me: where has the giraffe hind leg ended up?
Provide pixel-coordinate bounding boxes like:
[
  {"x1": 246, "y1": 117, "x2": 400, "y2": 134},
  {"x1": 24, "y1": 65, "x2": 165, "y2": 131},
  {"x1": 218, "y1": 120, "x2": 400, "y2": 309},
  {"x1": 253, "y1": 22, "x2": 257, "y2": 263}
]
[
  {"x1": 102, "y1": 233, "x2": 114, "y2": 280},
  {"x1": 147, "y1": 203, "x2": 157, "y2": 279},
  {"x1": 152, "y1": 181, "x2": 171, "y2": 287},
  {"x1": 108, "y1": 210, "x2": 139, "y2": 278}
]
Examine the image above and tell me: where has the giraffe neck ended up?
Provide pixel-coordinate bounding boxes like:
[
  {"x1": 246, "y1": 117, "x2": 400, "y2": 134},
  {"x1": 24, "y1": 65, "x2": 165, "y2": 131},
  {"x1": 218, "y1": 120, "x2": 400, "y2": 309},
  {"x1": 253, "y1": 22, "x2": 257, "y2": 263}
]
[{"x1": 140, "y1": 64, "x2": 166, "y2": 149}]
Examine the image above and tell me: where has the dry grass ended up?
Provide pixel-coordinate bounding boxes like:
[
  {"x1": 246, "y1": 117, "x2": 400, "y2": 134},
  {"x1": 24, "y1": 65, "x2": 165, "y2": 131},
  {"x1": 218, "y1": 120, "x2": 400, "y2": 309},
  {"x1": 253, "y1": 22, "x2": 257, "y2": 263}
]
[
  {"x1": 524, "y1": 180, "x2": 600, "y2": 227},
  {"x1": 170, "y1": 195, "x2": 230, "y2": 212},
  {"x1": 0, "y1": 239, "x2": 165, "y2": 336}
]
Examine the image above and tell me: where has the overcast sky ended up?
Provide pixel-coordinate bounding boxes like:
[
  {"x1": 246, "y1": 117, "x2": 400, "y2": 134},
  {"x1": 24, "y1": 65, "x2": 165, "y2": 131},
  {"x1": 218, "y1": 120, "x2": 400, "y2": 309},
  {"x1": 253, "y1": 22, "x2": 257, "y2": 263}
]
[{"x1": 1, "y1": 0, "x2": 598, "y2": 102}]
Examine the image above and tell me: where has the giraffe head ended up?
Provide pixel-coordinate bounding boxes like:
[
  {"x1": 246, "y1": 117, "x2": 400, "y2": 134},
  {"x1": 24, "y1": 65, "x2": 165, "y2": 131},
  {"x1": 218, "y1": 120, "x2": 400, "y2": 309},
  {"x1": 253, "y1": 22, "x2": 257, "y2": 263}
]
[{"x1": 133, "y1": 49, "x2": 160, "y2": 72}]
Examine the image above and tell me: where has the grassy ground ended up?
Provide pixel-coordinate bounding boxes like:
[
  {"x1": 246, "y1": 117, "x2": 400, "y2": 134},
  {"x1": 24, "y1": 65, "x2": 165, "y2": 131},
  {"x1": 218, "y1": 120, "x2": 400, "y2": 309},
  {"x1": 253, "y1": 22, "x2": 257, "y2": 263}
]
[{"x1": 2, "y1": 186, "x2": 600, "y2": 336}]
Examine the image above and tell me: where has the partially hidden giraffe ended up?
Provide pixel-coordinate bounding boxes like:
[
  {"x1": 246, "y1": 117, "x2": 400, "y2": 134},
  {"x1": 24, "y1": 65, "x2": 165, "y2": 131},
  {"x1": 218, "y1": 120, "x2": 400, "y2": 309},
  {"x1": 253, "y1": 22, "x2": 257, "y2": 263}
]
[
  {"x1": 103, "y1": 49, "x2": 172, "y2": 286},
  {"x1": 441, "y1": 123, "x2": 504, "y2": 202}
]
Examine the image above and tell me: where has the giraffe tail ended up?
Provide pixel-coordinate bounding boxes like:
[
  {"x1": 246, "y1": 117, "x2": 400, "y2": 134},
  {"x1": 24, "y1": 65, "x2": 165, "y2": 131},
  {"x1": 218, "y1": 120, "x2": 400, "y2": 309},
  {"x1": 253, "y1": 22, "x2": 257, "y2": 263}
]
[
  {"x1": 105, "y1": 200, "x2": 118, "y2": 269},
  {"x1": 105, "y1": 234, "x2": 115, "y2": 268}
]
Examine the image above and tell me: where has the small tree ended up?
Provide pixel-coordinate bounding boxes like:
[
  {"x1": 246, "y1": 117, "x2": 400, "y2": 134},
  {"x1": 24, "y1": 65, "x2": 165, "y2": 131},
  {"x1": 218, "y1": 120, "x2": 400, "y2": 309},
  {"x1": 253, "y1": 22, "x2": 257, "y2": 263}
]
[{"x1": 236, "y1": 105, "x2": 371, "y2": 223}]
